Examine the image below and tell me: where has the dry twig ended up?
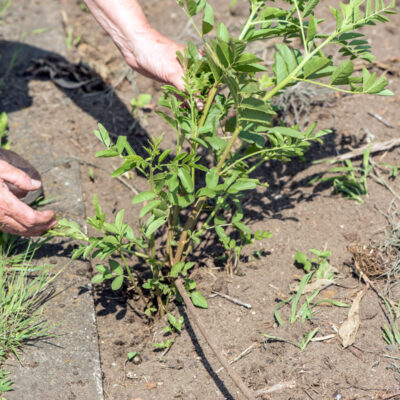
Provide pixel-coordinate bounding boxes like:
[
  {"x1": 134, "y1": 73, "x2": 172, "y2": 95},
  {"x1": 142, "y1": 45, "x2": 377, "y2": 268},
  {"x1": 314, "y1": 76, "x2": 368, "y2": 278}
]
[
  {"x1": 216, "y1": 343, "x2": 258, "y2": 374},
  {"x1": 317, "y1": 138, "x2": 400, "y2": 164},
  {"x1": 211, "y1": 291, "x2": 252, "y2": 309}
]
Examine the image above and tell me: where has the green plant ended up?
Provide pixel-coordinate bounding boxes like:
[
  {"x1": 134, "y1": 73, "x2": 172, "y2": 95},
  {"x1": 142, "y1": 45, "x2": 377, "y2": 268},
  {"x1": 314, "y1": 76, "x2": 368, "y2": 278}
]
[
  {"x1": 311, "y1": 147, "x2": 374, "y2": 203},
  {"x1": 382, "y1": 298, "x2": 400, "y2": 348},
  {"x1": 79, "y1": 1, "x2": 89, "y2": 13},
  {"x1": 274, "y1": 249, "x2": 348, "y2": 325},
  {"x1": 65, "y1": 27, "x2": 81, "y2": 50},
  {"x1": 0, "y1": 0, "x2": 10, "y2": 20},
  {"x1": 0, "y1": 239, "x2": 57, "y2": 394},
  {"x1": 52, "y1": 0, "x2": 396, "y2": 317},
  {"x1": 0, "y1": 112, "x2": 10, "y2": 149},
  {"x1": 264, "y1": 327, "x2": 319, "y2": 351}
]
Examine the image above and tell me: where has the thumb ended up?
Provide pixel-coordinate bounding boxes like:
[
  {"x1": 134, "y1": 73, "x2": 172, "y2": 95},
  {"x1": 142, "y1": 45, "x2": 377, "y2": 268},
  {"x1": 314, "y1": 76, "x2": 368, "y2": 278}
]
[{"x1": 0, "y1": 161, "x2": 41, "y2": 191}]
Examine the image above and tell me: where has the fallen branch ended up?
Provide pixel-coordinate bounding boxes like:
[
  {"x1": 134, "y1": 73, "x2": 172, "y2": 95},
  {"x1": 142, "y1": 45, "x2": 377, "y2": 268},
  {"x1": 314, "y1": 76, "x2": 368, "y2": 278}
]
[
  {"x1": 175, "y1": 278, "x2": 256, "y2": 400},
  {"x1": 317, "y1": 138, "x2": 400, "y2": 164}
]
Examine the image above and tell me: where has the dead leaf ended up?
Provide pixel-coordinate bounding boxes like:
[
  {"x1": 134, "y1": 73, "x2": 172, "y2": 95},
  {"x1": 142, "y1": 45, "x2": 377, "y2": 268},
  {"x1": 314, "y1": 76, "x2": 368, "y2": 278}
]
[
  {"x1": 145, "y1": 382, "x2": 157, "y2": 390},
  {"x1": 338, "y1": 288, "x2": 367, "y2": 348}
]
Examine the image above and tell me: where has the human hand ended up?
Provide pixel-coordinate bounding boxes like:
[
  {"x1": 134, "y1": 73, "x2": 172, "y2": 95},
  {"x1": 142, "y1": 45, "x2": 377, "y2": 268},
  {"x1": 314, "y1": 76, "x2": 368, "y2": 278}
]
[
  {"x1": 0, "y1": 160, "x2": 57, "y2": 236},
  {"x1": 125, "y1": 27, "x2": 186, "y2": 90}
]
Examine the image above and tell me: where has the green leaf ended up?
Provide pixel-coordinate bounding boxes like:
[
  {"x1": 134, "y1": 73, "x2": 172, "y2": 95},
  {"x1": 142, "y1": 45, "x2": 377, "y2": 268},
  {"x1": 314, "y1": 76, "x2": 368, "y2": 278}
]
[
  {"x1": 205, "y1": 136, "x2": 227, "y2": 153},
  {"x1": 170, "y1": 262, "x2": 185, "y2": 278},
  {"x1": 127, "y1": 351, "x2": 140, "y2": 361},
  {"x1": 306, "y1": 14, "x2": 317, "y2": 43},
  {"x1": 202, "y1": 2, "x2": 214, "y2": 34},
  {"x1": 276, "y1": 44, "x2": 298, "y2": 73},
  {"x1": 185, "y1": 0, "x2": 197, "y2": 16},
  {"x1": 132, "y1": 191, "x2": 156, "y2": 204},
  {"x1": 190, "y1": 290, "x2": 208, "y2": 308},
  {"x1": 206, "y1": 167, "x2": 219, "y2": 189},
  {"x1": 95, "y1": 149, "x2": 119, "y2": 158},
  {"x1": 228, "y1": 178, "x2": 258, "y2": 193},
  {"x1": 303, "y1": 0, "x2": 320, "y2": 17},
  {"x1": 136, "y1": 94, "x2": 152, "y2": 108},
  {"x1": 178, "y1": 167, "x2": 194, "y2": 193},
  {"x1": 91, "y1": 274, "x2": 105, "y2": 284},
  {"x1": 217, "y1": 22, "x2": 229, "y2": 42},
  {"x1": 269, "y1": 126, "x2": 304, "y2": 139},
  {"x1": 0, "y1": 112, "x2": 8, "y2": 135},
  {"x1": 239, "y1": 131, "x2": 266, "y2": 147},
  {"x1": 303, "y1": 56, "x2": 331, "y2": 78},
  {"x1": 330, "y1": 60, "x2": 353, "y2": 85},
  {"x1": 145, "y1": 217, "x2": 166, "y2": 237},
  {"x1": 273, "y1": 52, "x2": 289, "y2": 85},
  {"x1": 294, "y1": 251, "x2": 312, "y2": 272},
  {"x1": 111, "y1": 275, "x2": 124, "y2": 291},
  {"x1": 233, "y1": 221, "x2": 251, "y2": 235},
  {"x1": 197, "y1": 187, "x2": 216, "y2": 198},
  {"x1": 139, "y1": 200, "x2": 162, "y2": 219},
  {"x1": 94, "y1": 123, "x2": 111, "y2": 147}
]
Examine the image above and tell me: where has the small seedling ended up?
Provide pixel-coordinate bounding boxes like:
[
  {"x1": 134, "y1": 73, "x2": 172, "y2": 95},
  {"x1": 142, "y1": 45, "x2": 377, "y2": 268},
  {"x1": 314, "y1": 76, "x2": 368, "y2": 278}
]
[
  {"x1": 263, "y1": 327, "x2": 319, "y2": 351},
  {"x1": 65, "y1": 27, "x2": 81, "y2": 50},
  {"x1": 382, "y1": 298, "x2": 400, "y2": 349},
  {"x1": 79, "y1": 1, "x2": 89, "y2": 13},
  {"x1": 275, "y1": 250, "x2": 348, "y2": 325},
  {"x1": 88, "y1": 167, "x2": 95, "y2": 182},
  {"x1": 0, "y1": 112, "x2": 10, "y2": 149},
  {"x1": 153, "y1": 339, "x2": 174, "y2": 350}
]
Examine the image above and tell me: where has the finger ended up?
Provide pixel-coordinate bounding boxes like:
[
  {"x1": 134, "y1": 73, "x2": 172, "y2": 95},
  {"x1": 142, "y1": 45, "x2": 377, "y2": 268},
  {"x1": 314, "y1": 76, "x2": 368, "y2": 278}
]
[
  {"x1": 0, "y1": 181, "x2": 56, "y2": 234},
  {"x1": 0, "y1": 215, "x2": 56, "y2": 237},
  {"x1": 0, "y1": 160, "x2": 41, "y2": 191}
]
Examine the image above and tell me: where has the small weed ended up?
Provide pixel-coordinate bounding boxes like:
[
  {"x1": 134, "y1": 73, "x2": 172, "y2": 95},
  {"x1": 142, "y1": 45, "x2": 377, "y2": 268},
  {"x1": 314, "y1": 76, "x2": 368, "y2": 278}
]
[
  {"x1": 127, "y1": 351, "x2": 140, "y2": 361},
  {"x1": 0, "y1": 112, "x2": 10, "y2": 149},
  {"x1": 65, "y1": 27, "x2": 81, "y2": 50},
  {"x1": 311, "y1": 148, "x2": 373, "y2": 204},
  {"x1": 382, "y1": 298, "x2": 400, "y2": 348},
  {"x1": 263, "y1": 327, "x2": 319, "y2": 351},
  {"x1": 0, "y1": 239, "x2": 57, "y2": 394},
  {"x1": 131, "y1": 93, "x2": 152, "y2": 124},
  {"x1": 79, "y1": 1, "x2": 89, "y2": 13},
  {"x1": 88, "y1": 167, "x2": 95, "y2": 182},
  {"x1": 274, "y1": 250, "x2": 348, "y2": 325}
]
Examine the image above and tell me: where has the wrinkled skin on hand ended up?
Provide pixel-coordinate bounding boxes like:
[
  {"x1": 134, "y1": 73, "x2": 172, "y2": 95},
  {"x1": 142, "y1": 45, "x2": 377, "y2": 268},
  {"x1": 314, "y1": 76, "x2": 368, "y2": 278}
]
[
  {"x1": 0, "y1": 160, "x2": 56, "y2": 236},
  {"x1": 125, "y1": 27, "x2": 186, "y2": 90}
]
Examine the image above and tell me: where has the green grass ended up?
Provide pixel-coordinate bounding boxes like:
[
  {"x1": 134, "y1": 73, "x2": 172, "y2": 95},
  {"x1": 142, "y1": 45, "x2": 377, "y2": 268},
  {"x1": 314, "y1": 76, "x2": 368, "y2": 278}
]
[{"x1": 0, "y1": 236, "x2": 57, "y2": 394}]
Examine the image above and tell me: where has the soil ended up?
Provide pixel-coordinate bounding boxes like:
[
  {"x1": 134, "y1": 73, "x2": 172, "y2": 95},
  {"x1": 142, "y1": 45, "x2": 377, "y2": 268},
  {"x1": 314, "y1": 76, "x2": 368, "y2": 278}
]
[{"x1": 2, "y1": 0, "x2": 400, "y2": 399}]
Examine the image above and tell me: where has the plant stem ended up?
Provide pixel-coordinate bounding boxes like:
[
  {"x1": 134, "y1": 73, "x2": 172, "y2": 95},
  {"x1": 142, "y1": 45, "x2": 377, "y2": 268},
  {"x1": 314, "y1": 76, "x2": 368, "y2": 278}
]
[
  {"x1": 120, "y1": 250, "x2": 144, "y2": 299},
  {"x1": 264, "y1": 31, "x2": 339, "y2": 101},
  {"x1": 216, "y1": 123, "x2": 242, "y2": 172},
  {"x1": 239, "y1": 2, "x2": 262, "y2": 41},
  {"x1": 294, "y1": 0, "x2": 308, "y2": 55}
]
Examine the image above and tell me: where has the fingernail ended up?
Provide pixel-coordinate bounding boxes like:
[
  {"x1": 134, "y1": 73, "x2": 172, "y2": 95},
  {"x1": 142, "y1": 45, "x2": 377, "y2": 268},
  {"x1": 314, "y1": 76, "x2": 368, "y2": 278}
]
[{"x1": 31, "y1": 179, "x2": 41, "y2": 187}]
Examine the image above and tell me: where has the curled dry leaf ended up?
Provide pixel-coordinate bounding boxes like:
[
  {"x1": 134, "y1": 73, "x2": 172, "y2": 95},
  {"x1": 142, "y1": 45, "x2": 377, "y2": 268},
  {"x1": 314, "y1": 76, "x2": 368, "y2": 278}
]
[{"x1": 338, "y1": 288, "x2": 367, "y2": 348}]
